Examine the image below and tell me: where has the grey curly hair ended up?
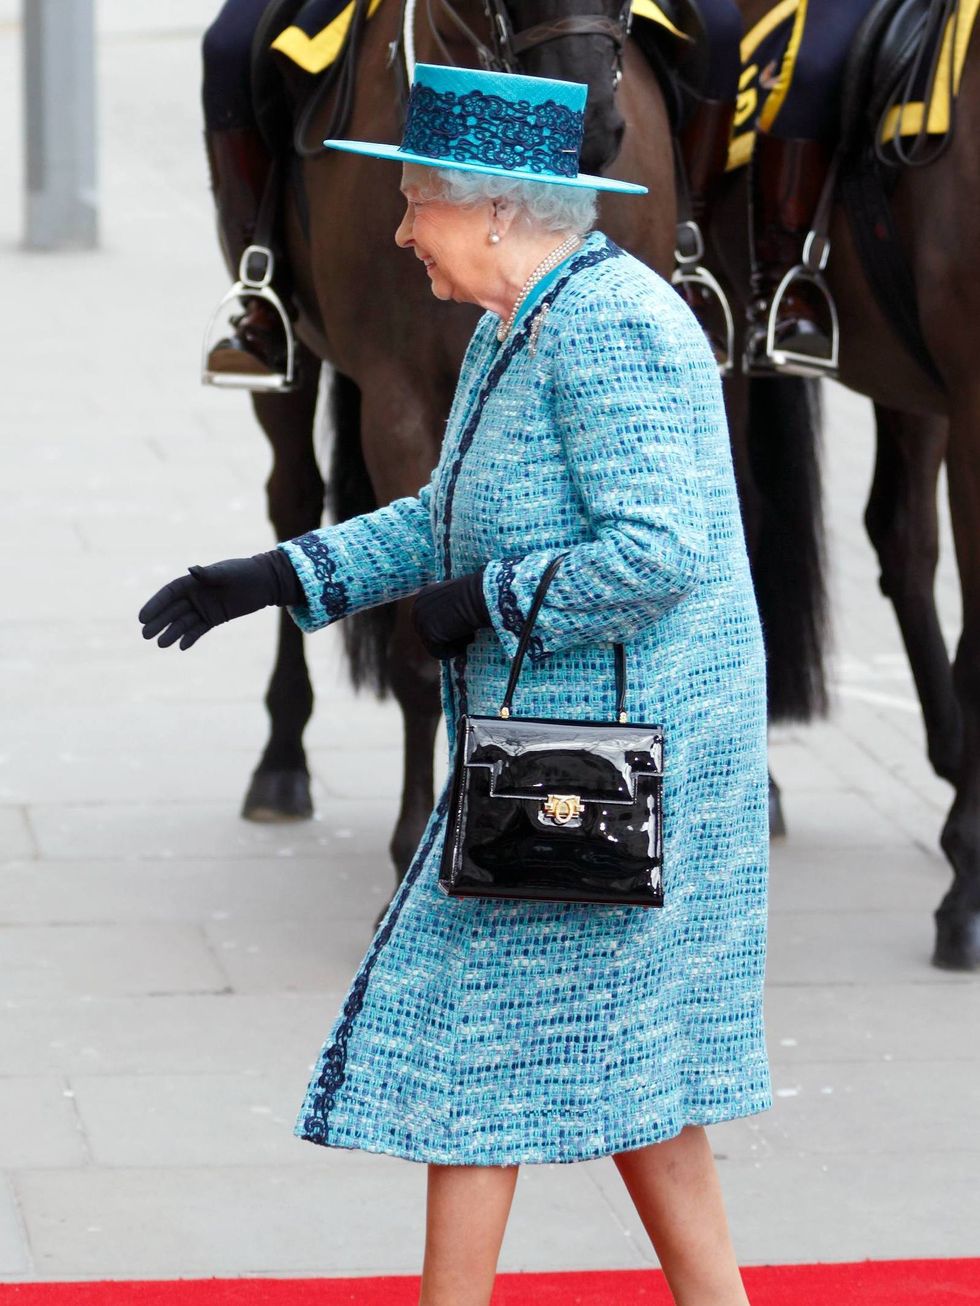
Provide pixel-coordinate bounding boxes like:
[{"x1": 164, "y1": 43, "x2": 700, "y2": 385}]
[{"x1": 413, "y1": 166, "x2": 598, "y2": 236}]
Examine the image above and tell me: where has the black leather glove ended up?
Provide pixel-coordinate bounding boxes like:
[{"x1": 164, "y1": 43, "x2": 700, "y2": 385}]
[
  {"x1": 139, "y1": 549, "x2": 304, "y2": 650},
  {"x1": 411, "y1": 569, "x2": 491, "y2": 659}
]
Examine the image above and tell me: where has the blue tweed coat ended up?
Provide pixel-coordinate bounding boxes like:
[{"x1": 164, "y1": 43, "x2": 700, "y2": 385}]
[{"x1": 281, "y1": 231, "x2": 771, "y2": 1165}]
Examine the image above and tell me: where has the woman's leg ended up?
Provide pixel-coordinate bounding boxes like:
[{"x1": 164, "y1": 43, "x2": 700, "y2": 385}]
[
  {"x1": 418, "y1": 1163, "x2": 519, "y2": 1306},
  {"x1": 614, "y1": 1126, "x2": 750, "y2": 1306}
]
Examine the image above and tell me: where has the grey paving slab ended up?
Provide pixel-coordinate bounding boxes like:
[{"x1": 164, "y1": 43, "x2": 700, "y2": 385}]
[
  {"x1": 766, "y1": 910, "x2": 967, "y2": 985},
  {"x1": 0, "y1": 747, "x2": 270, "y2": 807},
  {"x1": 785, "y1": 717, "x2": 949, "y2": 849},
  {"x1": 202, "y1": 918, "x2": 372, "y2": 994},
  {"x1": 0, "y1": 1079, "x2": 89, "y2": 1169},
  {"x1": 310, "y1": 748, "x2": 411, "y2": 802},
  {"x1": 767, "y1": 842, "x2": 948, "y2": 914},
  {"x1": 0, "y1": 1175, "x2": 31, "y2": 1277},
  {"x1": 719, "y1": 1148, "x2": 980, "y2": 1264},
  {"x1": 69, "y1": 1074, "x2": 320, "y2": 1168},
  {"x1": 765, "y1": 789, "x2": 921, "y2": 853},
  {"x1": 763, "y1": 981, "x2": 980, "y2": 1065},
  {"x1": 26, "y1": 800, "x2": 393, "y2": 863},
  {"x1": 0, "y1": 809, "x2": 35, "y2": 861},
  {"x1": 0, "y1": 857, "x2": 392, "y2": 927},
  {"x1": 1, "y1": 993, "x2": 341, "y2": 1078},
  {"x1": 10, "y1": 1161, "x2": 426, "y2": 1280},
  {"x1": 0, "y1": 700, "x2": 268, "y2": 756},
  {"x1": 0, "y1": 523, "x2": 82, "y2": 555},
  {"x1": 723, "y1": 1059, "x2": 980, "y2": 1158},
  {"x1": 0, "y1": 924, "x2": 230, "y2": 1000}
]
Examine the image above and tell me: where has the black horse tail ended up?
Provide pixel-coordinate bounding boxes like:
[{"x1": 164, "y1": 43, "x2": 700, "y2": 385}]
[
  {"x1": 326, "y1": 371, "x2": 395, "y2": 697},
  {"x1": 747, "y1": 376, "x2": 830, "y2": 722}
]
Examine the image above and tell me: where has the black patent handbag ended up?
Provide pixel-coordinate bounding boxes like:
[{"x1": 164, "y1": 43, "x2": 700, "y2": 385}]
[{"x1": 439, "y1": 553, "x2": 665, "y2": 906}]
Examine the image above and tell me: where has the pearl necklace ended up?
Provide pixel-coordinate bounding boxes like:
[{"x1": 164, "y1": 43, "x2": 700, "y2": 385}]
[{"x1": 496, "y1": 233, "x2": 583, "y2": 343}]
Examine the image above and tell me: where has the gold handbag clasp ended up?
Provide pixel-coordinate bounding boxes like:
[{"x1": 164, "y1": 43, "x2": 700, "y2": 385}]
[{"x1": 542, "y1": 794, "x2": 583, "y2": 824}]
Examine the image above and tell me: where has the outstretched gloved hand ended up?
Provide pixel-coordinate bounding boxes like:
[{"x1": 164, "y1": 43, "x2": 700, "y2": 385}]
[
  {"x1": 411, "y1": 570, "x2": 491, "y2": 659},
  {"x1": 139, "y1": 550, "x2": 304, "y2": 650}
]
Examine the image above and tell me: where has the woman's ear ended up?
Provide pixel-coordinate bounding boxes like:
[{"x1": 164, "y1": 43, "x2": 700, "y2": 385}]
[{"x1": 491, "y1": 197, "x2": 519, "y2": 239}]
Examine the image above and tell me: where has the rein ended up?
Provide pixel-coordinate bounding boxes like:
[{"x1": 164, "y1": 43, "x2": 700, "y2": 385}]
[
  {"x1": 875, "y1": 0, "x2": 961, "y2": 168},
  {"x1": 292, "y1": 0, "x2": 375, "y2": 155}
]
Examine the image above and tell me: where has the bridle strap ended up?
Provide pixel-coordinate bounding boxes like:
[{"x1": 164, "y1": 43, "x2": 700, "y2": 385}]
[
  {"x1": 487, "y1": 0, "x2": 632, "y2": 83},
  {"x1": 511, "y1": 14, "x2": 627, "y2": 57},
  {"x1": 428, "y1": 0, "x2": 500, "y2": 70},
  {"x1": 427, "y1": 0, "x2": 631, "y2": 75}
]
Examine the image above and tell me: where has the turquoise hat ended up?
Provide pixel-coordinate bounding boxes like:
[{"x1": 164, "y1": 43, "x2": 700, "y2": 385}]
[{"x1": 324, "y1": 63, "x2": 647, "y2": 195}]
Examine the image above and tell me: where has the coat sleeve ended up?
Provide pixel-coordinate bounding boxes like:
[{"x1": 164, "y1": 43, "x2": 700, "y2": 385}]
[
  {"x1": 482, "y1": 298, "x2": 708, "y2": 661},
  {"x1": 278, "y1": 475, "x2": 437, "y2": 634}
]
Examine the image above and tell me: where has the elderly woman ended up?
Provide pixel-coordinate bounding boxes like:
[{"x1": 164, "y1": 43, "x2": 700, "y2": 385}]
[{"x1": 141, "y1": 64, "x2": 770, "y2": 1306}]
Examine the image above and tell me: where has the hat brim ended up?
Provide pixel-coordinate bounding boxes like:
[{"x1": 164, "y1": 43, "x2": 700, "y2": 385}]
[{"x1": 323, "y1": 138, "x2": 648, "y2": 194}]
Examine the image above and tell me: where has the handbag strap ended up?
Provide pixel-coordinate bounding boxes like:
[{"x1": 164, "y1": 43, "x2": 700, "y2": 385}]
[{"x1": 499, "y1": 552, "x2": 628, "y2": 723}]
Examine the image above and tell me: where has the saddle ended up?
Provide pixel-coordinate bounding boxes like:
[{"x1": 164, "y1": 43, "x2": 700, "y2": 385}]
[
  {"x1": 249, "y1": 0, "x2": 396, "y2": 157},
  {"x1": 639, "y1": 0, "x2": 717, "y2": 101},
  {"x1": 836, "y1": 0, "x2": 971, "y2": 385}
]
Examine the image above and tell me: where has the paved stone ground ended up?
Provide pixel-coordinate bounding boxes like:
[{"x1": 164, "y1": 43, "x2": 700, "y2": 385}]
[{"x1": 1, "y1": 7, "x2": 978, "y2": 1286}]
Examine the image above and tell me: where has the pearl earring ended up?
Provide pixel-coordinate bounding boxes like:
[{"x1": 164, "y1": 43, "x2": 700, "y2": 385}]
[{"x1": 488, "y1": 231, "x2": 501, "y2": 245}]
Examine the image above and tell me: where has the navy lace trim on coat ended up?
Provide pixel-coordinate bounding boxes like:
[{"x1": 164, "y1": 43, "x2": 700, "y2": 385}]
[
  {"x1": 289, "y1": 531, "x2": 350, "y2": 620},
  {"x1": 403, "y1": 84, "x2": 583, "y2": 178},
  {"x1": 451, "y1": 651, "x2": 468, "y2": 718},
  {"x1": 496, "y1": 556, "x2": 545, "y2": 665},
  {"x1": 298, "y1": 791, "x2": 450, "y2": 1146}
]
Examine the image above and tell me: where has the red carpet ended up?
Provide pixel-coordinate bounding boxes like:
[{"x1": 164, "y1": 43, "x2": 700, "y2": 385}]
[{"x1": 2, "y1": 1261, "x2": 979, "y2": 1304}]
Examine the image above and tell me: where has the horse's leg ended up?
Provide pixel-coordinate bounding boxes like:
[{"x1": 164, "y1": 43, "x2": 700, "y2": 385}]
[
  {"x1": 934, "y1": 401, "x2": 980, "y2": 970},
  {"x1": 864, "y1": 406, "x2": 962, "y2": 782},
  {"x1": 243, "y1": 344, "x2": 324, "y2": 820}
]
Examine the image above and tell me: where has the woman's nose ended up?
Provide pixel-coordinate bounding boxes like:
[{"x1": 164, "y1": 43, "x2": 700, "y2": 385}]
[{"x1": 394, "y1": 205, "x2": 414, "y2": 248}]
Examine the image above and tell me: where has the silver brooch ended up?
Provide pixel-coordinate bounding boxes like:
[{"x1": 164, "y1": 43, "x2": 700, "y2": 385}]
[{"x1": 528, "y1": 303, "x2": 550, "y2": 356}]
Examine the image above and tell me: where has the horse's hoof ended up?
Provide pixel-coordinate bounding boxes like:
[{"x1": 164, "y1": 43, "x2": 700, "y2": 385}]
[
  {"x1": 242, "y1": 768, "x2": 313, "y2": 822},
  {"x1": 932, "y1": 912, "x2": 980, "y2": 972},
  {"x1": 768, "y1": 778, "x2": 787, "y2": 839}
]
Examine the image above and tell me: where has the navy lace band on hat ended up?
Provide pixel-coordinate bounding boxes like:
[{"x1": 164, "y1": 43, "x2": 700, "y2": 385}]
[{"x1": 402, "y1": 83, "x2": 584, "y2": 179}]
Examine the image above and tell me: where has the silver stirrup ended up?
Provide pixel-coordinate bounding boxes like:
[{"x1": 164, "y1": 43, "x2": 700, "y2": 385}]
[
  {"x1": 201, "y1": 245, "x2": 297, "y2": 392},
  {"x1": 672, "y1": 219, "x2": 735, "y2": 377},
  {"x1": 752, "y1": 231, "x2": 839, "y2": 378}
]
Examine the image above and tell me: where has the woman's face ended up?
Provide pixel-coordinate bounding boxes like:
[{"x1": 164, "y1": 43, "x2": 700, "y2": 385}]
[{"x1": 394, "y1": 165, "x2": 498, "y2": 306}]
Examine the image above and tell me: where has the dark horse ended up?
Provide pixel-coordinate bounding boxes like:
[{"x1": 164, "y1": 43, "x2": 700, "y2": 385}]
[
  {"x1": 700, "y1": 0, "x2": 979, "y2": 970},
  {"x1": 238, "y1": 2, "x2": 825, "y2": 917}
]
